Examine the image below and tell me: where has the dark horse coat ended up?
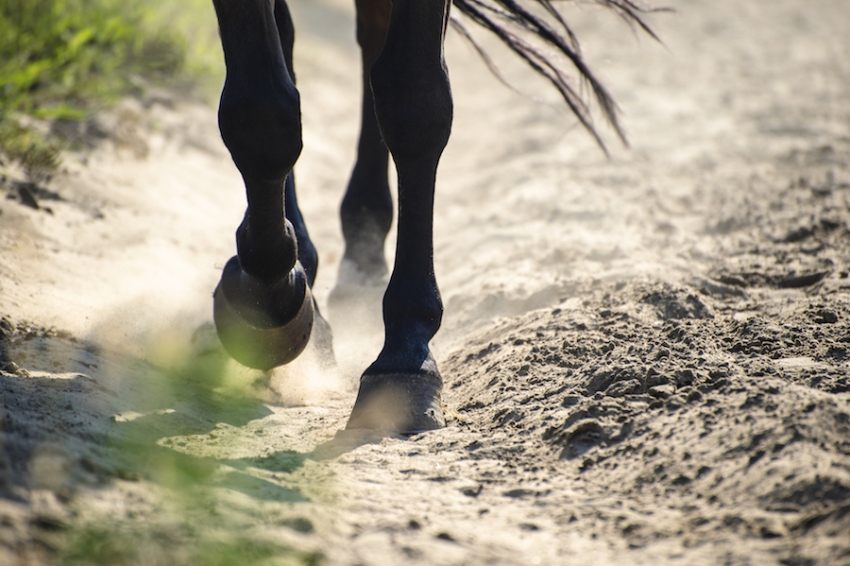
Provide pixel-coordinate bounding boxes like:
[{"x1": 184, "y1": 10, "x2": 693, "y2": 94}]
[{"x1": 210, "y1": 0, "x2": 658, "y2": 432}]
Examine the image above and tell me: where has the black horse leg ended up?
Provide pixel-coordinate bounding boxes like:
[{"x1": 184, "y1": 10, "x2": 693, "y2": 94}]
[
  {"x1": 211, "y1": 0, "x2": 313, "y2": 370},
  {"x1": 271, "y1": 1, "x2": 334, "y2": 363},
  {"x1": 272, "y1": 0, "x2": 318, "y2": 289},
  {"x1": 336, "y1": 0, "x2": 393, "y2": 285},
  {"x1": 285, "y1": 172, "x2": 336, "y2": 364},
  {"x1": 346, "y1": 0, "x2": 453, "y2": 432}
]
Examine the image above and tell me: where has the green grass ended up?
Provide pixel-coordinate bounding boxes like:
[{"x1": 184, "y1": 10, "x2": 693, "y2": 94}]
[
  {"x1": 0, "y1": 0, "x2": 222, "y2": 179},
  {"x1": 0, "y1": 118, "x2": 63, "y2": 181},
  {"x1": 61, "y1": 526, "x2": 323, "y2": 566}
]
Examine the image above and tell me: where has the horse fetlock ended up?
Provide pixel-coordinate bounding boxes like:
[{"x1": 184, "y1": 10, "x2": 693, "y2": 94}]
[
  {"x1": 340, "y1": 209, "x2": 391, "y2": 277},
  {"x1": 293, "y1": 225, "x2": 318, "y2": 287},
  {"x1": 383, "y1": 275, "x2": 442, "y2": 324},
  {"x1": 235, "y1": 214, "x2": 298, "y2": 283},
  {"x1": 340, "y1": 176, "x2": 393, "y2": 234}
]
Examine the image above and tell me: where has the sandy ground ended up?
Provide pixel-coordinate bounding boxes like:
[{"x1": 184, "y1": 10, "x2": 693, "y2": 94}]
[{"x1": 2, "y1": 0, "x2": 850, "y2": 564}]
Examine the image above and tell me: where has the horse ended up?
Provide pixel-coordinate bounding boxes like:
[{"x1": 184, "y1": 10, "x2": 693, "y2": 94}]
[{"x1": 208, "y1": 0, "x2": 658, "y2": 433}]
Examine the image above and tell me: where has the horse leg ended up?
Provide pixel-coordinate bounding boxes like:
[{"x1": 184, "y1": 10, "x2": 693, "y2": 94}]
[
  {"x1": 211, "y1": 0, "x2": 314, "y2": 370},
  {"x1": 336, "y1": 0, "x2": 393, "y2": 286},
  {"x1": 273, "y1": 0, "x2": 334, "y2": 363},
  {"x1": 346, "y1": 0, "x2": 453, "y2": 432},
  {"x1": 284, "y1": 173, "x2": 335, "y2": 364},
  {"x1": 270, "y1": 0, "x2": 318, "y2": 289},
  {"x1": 326, "y1": 0, "x2": 392, "y2": 322}
]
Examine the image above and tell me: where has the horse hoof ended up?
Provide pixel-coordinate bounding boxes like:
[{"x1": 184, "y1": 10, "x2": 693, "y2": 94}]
[
  {"x1": 345, "y1": 371, "x2": 445, "y2": 433},
  {"x1": 213, "y1": 256, "x2": 314, "y2": 370}
]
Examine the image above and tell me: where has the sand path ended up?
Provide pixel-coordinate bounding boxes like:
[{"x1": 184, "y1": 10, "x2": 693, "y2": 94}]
[{"x1": 1, "y1": 0, "x2": 849, "y2": 564}]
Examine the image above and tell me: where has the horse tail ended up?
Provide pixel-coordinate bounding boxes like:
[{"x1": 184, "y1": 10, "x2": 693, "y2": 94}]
[{"x1": 449, "y1": 0, "x2": 666, "y2": 154}]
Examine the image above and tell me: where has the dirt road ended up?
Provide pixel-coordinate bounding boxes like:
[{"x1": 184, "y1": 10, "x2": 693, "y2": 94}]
[{"x1": 2, "y1": 0, "x2": 850, "y2": 564}]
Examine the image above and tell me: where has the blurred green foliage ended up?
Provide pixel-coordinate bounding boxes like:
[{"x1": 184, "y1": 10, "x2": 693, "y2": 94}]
[
  {"x1": 62, "y1": 525, "x2": 323, "y2": 566},
  {"x1": 51, "y1": 330, "x2": 325, "y2": 565},
  {"x1": 0, "y1": 0, "x2": 222, "y2": 178},
  {"x1": 0, "y1": 118, "x2": 62, "y2": 180},
  {"x1": 0, "y1": 0, "x2": 185, "y2": 115}
]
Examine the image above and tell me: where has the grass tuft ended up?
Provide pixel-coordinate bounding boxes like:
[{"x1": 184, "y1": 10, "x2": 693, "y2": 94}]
[
  {"x1": 0, "y1": 0, "x2": 221, "y2": 180},
  {"x1": 0, "y1": 118, "x2": 62, "y2": 182}
]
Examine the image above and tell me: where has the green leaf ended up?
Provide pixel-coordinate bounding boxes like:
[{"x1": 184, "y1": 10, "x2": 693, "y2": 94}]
[
  {"x1": 32, "y1": 103, "x2": 86, "y2": 121},
  {"x1": 66, "y1": 26, "x2": 94, "y2": 54}
]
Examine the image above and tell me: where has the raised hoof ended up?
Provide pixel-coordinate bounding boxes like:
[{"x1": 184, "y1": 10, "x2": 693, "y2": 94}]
[
  {"x1": 213, "y1": 256, "x2": 314, "y2": 370},
  {"x1": 345, "y1": 372, "x2": 445, "y2": 433}
]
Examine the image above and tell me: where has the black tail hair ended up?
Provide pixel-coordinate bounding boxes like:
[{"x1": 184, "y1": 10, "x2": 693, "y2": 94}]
[{"x1": 449, "y1": 0, "x2": 667, "y2": 154}]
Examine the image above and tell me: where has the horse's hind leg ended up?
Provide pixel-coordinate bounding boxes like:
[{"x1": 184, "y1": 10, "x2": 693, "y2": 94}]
[
  {"x1": 211, "y1": 0, "x2": 314, "y2": 370},
  {"x1": 332, "y1": 0, "x2": 392, "y2": 294},
  {"x1": 346, "y1": 0, "x2": 452, "y2": 432}
]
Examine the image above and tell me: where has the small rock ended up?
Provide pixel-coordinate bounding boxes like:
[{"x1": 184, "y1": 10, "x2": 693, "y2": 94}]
[
  {"x1": 649, "y1": 384, "x2": 676, "y2": 399},
  {"x1": 814, "y1": 309, "x2": 838, "y2": 324},
  {"x1": 280, "y1": 517, "x2": 314, "y2": 534}
]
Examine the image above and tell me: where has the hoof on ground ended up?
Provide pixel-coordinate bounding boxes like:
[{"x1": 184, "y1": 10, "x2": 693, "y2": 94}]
[
  {"x1": 345, "y1": 371, "x2": 445, "y2": 434},
  {"x1": 213, "y1": 256, "x2": 314, "y2": 370}
]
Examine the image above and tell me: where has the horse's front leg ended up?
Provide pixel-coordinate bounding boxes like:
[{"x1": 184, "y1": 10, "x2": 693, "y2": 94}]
[
  {"x1": 211, "y1": 0, "x2": 313, "y2": 370},
  {"x1": 346, "y1": 0, "x2": 453, "y2": 432}
]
